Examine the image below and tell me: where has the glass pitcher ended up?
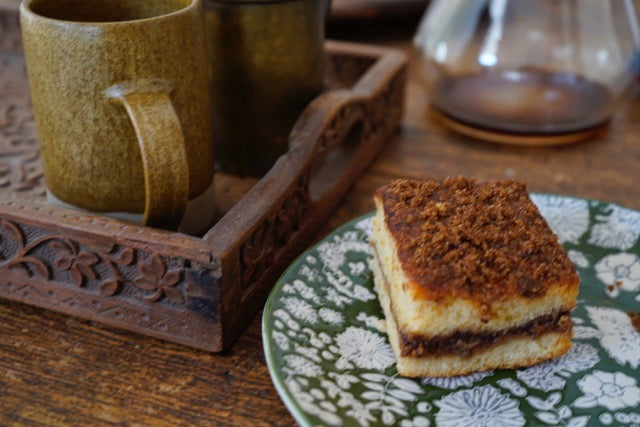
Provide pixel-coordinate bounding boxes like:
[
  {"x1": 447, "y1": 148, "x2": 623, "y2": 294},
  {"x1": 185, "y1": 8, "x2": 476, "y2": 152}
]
[{"x1": 414, "y1": 0, "x2": 639, "y2": 138}]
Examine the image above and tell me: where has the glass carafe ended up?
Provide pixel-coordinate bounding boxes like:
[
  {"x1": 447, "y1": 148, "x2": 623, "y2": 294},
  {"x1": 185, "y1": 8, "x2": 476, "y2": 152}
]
[{"x1": 415, "y1": 0, "x2": 639, "y2": 138}]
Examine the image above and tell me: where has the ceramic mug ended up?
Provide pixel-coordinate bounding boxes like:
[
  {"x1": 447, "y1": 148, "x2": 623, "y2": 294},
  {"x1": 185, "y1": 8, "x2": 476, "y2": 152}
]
[{"x1": 20, "y1": 0, "x2": 214, "y2": 233}]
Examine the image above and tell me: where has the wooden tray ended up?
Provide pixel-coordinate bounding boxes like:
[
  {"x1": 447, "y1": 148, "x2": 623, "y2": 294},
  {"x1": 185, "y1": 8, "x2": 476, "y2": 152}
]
[
  {"x1": 330, "y1": 0, "x2": 429, "y2": 21},
  {"x1": 0, "y1": 7, "x2": 406, "y2": 352}
]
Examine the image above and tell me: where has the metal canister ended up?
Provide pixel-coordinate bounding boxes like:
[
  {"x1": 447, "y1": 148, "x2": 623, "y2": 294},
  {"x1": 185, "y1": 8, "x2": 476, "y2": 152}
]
[{"x1": 203, "y1": 0, "x2": 328, "y2": 177}]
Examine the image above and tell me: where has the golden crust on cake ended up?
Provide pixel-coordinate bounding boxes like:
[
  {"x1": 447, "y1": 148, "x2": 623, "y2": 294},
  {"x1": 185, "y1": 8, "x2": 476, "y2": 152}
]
[
  {"x1": 374, "y1": 177, "x2": 579, "y2": 308},
  {"x1": 370, "y1": 177, "x2": 579, "y2": 377}
]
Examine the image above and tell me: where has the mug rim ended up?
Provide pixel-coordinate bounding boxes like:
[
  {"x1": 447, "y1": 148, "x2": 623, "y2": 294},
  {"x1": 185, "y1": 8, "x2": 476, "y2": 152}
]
[{"x1": 20, "y1": 0, "x2": 198, "y2": 26}]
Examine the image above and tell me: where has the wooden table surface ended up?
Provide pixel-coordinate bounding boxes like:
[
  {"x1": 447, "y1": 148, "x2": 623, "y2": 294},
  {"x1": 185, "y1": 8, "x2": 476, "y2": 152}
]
[{"x1": 2, "y1": 14, "x2": 640, "y2": 427}]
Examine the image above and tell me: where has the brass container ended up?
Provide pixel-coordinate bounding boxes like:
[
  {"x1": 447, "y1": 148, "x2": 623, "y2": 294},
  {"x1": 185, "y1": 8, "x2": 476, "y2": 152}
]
[{"x1": 203, "y1": 0, "x2": 327, "y2": 177}]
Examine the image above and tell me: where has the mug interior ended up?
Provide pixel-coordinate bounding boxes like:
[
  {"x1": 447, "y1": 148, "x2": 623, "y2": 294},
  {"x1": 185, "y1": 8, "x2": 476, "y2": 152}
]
[{"x1": 27, "y1": 0, "x2": 193, "y2": 23}]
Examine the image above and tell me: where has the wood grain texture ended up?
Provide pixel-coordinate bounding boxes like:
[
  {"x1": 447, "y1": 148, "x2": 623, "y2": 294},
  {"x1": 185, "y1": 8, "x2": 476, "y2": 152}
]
[
  {"x1": 0, "y1": 298, "x2": 291, "y2": 426},
  {"x1": 2, "y1": 10, "x2": 640, "y2": 427}
]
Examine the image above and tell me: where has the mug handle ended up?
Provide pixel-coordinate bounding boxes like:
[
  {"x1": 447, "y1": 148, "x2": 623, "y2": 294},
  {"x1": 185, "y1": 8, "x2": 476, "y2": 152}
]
[{"x1": 105, "y1": 84, "x2": 189, "y2": 230}]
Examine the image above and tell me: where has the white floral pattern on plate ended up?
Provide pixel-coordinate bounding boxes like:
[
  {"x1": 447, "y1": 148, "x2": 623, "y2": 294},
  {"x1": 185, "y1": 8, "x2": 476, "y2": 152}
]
[
  {"x1": 434, "y1": 385, "x2": 525, "y2": 427},
  {"x1": 421, "y1": 371, "x2": 492, "y2": 390},
  {"x1": 595, "y1": 252, "x2": 640, "y2": 297},
  {"x1": 263, "y1": 195, "x2": 640, "y2": 426},
  {"x1": 574, "y1": 370, "x2": 640, "y2": 411},
  {"x1": 568, "y1": 250, "x2": 590, "y2": 269},
  {"x1": 515, "y1": 343, "x2": 600, "y2": 392},
  {"x1": 530, "y1": 194, "x2": 589, "y2": 244},
  {"x1": 334, "y1": 327, "x2": 395, "y2": 370},
  {"x1": 586, "y1": 306, "x2": 640, "y2": 369},
  {"x1": 588, "y1": 204, "x2": 640, "y2": 250},
  {"x1": 319, "y1": 307, "x2": 345, "y2": 326},
  {"x1": 526, "y1": 392, "x2": 590, "y2": 427}
]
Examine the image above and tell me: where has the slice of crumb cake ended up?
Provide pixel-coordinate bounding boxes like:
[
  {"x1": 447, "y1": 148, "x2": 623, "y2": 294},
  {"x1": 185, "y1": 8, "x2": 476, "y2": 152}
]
[{"x1": 369, "y1": 177, "x2": 579, "y2": 377}]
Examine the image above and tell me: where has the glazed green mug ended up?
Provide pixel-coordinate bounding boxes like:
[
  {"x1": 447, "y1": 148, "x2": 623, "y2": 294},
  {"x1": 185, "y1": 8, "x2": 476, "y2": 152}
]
[{"x1": 20, "y1": 0, "x2": 214, "y2": 233}]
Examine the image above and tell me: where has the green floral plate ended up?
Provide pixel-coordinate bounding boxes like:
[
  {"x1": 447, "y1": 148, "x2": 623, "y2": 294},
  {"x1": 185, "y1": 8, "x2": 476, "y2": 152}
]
[{"x1": 262, "y1": 194, "x2": 640, "y2": 427}]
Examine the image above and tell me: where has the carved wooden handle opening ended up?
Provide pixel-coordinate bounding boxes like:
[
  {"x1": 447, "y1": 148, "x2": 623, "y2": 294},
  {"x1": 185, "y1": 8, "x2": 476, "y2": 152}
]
[{"x1": 309, "y1": 120, "x2": 364, "y2": 203}]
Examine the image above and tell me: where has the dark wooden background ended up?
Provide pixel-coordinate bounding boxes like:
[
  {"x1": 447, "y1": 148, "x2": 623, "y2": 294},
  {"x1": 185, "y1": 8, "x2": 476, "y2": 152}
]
[{"x1": 2, "y1": 4, "x2": 640, "y2": 426}]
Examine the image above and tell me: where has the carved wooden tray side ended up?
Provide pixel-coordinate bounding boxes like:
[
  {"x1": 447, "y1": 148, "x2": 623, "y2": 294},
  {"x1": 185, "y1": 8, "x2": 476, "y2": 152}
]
[
  {"x1": 0, "y1": 8, "x2": 407, "y2": 351},
  {"x1": 330, "y1": 0, "x2": 429, "y2": 21}
]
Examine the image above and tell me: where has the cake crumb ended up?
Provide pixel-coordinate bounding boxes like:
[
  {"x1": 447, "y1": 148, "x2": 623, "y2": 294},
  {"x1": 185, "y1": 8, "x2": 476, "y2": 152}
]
[
  {"x1": 629, "y1": 311, "x2": 640, "y2": 333},
  {"x1": 606, "y1": 281, "x2": 623, "y2": 293}
]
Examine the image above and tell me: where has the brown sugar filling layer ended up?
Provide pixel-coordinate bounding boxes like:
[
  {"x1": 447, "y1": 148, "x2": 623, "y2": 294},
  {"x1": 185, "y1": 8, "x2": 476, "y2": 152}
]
[
  {"x1": 371, "y1": 248, "x2": 572, "y2": 359},
  {"x1": 399, "y1": 310, "x2": 571, "y2": 358},
  {"x1": 375, "y1": 177, "x2": 579, "y2": 306}
]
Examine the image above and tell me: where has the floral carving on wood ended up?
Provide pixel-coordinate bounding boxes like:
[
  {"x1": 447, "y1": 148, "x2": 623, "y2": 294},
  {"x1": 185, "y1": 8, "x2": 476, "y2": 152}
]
[
  {"x1": 0, "y1": 53, "x2": 46, "y2": 198},
  {"x1": 52, "y1": 240, "x2": 100, "y2": 287},
  {"x1": 275, "y1": 175, "x2": 309, "y2": 246},
  {"x1": 241, "y1": 220, "x2": 273, "y2": 289},
  {"x1": 134, "y1": 254, "x2": 184, "y2": 304},
  {"x1": 315, "y1": 102, "x2": 364, "y2": 160},
  {"x1": 240, "y1": 176, "x2": 310, "y2": 294},
  {"x1": 0, "y1": 149, "x2": 45, "y2": 196},
  {"x1": 0, "y1": 219, "x2": 189, "y2": 309},
  {"x1": 0, "y1": 219, "x2": 50, "y2": 279}
]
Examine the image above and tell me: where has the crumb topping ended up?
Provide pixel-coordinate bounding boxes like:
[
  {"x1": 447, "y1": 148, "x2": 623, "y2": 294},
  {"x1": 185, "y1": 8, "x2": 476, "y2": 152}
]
[
  {"x1": 629, "y1": 311, "x2": 640, "y2": 333},
  {"x1": 375, "y1": 177, "x2": 579, "y2": 306}
]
